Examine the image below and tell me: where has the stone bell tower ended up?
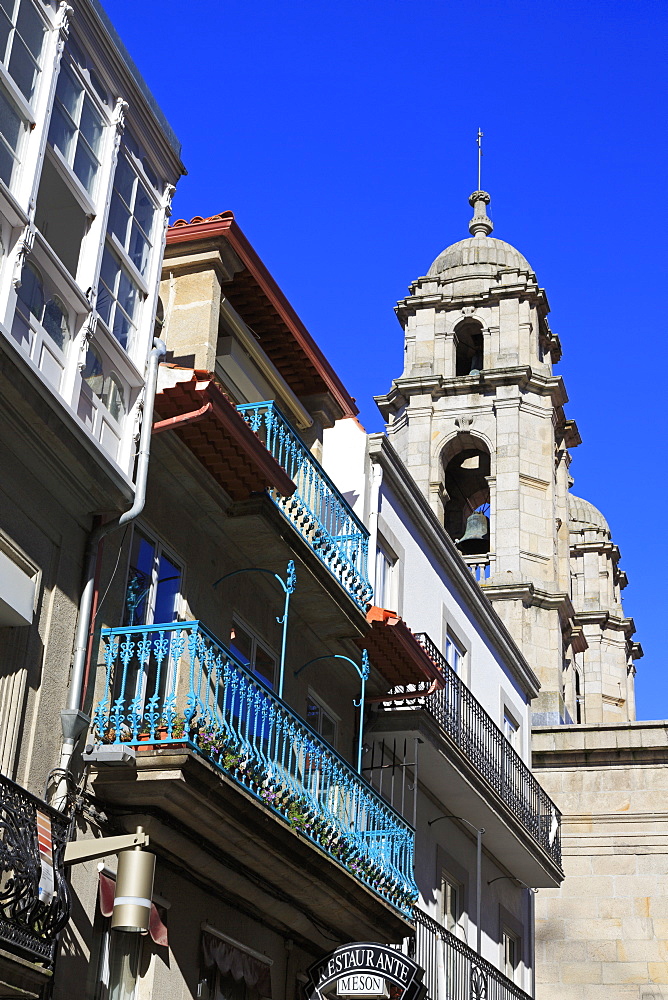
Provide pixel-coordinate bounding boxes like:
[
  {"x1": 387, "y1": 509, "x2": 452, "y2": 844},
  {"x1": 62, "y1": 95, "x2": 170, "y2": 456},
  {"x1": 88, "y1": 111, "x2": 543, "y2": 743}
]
[{"x1": 375, "y1": 190, "x2": 639, "y2": 725}]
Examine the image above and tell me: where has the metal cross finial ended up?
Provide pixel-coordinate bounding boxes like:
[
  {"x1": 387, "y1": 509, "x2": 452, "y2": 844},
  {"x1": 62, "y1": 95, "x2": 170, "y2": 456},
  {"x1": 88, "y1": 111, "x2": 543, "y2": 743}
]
[{"x1": 477, "y1": 128, "x2": 483, "y2": 191}]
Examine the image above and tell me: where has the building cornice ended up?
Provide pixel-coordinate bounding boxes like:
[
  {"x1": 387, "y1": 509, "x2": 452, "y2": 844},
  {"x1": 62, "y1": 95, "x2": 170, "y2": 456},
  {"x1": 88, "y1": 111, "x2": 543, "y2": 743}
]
[{"x1": 367, "y1": 434, "x2": 540, "y2": 698}]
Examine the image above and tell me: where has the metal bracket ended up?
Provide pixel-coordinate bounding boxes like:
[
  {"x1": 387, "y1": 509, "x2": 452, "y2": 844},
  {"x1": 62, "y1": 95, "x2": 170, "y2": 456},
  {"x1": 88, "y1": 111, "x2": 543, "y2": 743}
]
[{"x1": 64, "y1": 828, "x2": 149, "y2": 865}]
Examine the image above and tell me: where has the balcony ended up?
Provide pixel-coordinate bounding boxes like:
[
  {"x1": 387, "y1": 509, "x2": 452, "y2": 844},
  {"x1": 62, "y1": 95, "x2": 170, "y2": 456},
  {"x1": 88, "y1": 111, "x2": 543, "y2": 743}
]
[
  {"x1": 0, "y1": 773, "x2": 71, "y2": 994},
  {"x1": 414, "y1": 908, "x2": 532, "y2": 1000},
  {"x1": 236, "y1": 401, "x2": 373, "y2": 610},
  {"x1": 92, "y1": 621, "x2": 417, "y2": 922},
  {"x1": 367, "y1": 633, "x2": 562, "y2": 888}
]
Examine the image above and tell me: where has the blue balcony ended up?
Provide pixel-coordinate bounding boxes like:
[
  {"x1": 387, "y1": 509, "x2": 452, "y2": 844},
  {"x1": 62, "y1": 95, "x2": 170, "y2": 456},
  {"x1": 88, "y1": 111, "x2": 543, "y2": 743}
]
[
  {"x1": 93, "y1": 621, "x2": 418, "y2": 917},
  {"x1": 236, "y1": 401, "x2": 372, "y2": 610}
]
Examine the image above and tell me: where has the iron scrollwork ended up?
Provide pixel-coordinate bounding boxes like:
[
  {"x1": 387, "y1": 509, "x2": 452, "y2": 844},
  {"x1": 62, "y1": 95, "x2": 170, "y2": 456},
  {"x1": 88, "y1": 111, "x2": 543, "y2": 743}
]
[
  {"x1": 0, "y1": 774, "x2": 71, "y2": 964},
  {"x1": 470, "y1": 964, "x2": 488, "y2": 1000}
]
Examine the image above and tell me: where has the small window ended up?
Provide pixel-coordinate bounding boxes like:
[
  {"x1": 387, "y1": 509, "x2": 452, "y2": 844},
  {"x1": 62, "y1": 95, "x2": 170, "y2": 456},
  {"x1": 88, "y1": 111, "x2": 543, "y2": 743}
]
[
  {"x1": 503, "y1": 709, "x2": 519, "y2": 749},
  {"x1": 229, "y1": 618, "x2": 276, "y2": 690},
  {"x1": 96, "y1": 244, "x2": 142, "y2": 352},
  {"x1": 48, "y1": 56, "x2": 104, "y2": 195},
  {"x1": 374, "y1": 540, "x2": 397, "y2": 610},
  {"x1": 15, "y1": 262, "x2": 70, "y2": 348},
  {"x1": 306, "y1": 693, "x2": 338, "y2": 747},
  {"x1": 0, "y1": 0, "x2": 48, "y2": 103},
  {"x1": 441, "y1": 871, "x2": 461, "y2": 935},
  {"x1": 81, "y1": 345, "x2": 126, "y2": 423},
  {"x1": 108, "y1": 142, "x2": 156, "y2": 277},
  {"x1": 445, "y1": 633, "x2": 465, "y2": 675},
  {"x1": 502, "y1": 927, "x2": 520, "y2": 983},
  {"x1": 0, "y1": 81, "x2": 25, "y2": 186}
]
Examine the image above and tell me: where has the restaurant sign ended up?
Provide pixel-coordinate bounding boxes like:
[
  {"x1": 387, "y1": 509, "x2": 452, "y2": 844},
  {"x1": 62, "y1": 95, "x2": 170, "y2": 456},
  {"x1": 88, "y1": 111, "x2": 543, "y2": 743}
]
[{"x1": 305, "y1": 943, "x2": 426, "y2": 1000}]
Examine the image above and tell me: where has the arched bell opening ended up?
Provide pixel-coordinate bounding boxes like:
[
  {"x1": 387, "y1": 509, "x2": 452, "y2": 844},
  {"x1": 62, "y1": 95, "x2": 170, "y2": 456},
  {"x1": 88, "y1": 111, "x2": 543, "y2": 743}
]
[
  {"x1": 442, "y1": 446, "x2": 491, "y2": 554},
  {"x1": 454, "y1": 319, "x2": 484, "y2": 377}
]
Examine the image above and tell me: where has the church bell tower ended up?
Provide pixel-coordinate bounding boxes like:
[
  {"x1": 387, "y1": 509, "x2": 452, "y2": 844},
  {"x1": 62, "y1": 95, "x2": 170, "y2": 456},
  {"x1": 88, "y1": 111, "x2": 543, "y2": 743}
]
[{"x1": 375, "y1": 190, "x2": 640, "y2": 725}]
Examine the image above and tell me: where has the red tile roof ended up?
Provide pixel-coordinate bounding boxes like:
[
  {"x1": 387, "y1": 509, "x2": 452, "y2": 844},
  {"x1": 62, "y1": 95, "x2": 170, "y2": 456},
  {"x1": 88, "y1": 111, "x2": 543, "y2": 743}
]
[
  {"x1": 357, "y1": 607, "x2": 445, "y2": 690},
  {"x1": 165, "y1": 212, "x2": 358, "y2": 418},
  {"x1": 153, "y1": 370, "x2": 296, "y2": 501}
]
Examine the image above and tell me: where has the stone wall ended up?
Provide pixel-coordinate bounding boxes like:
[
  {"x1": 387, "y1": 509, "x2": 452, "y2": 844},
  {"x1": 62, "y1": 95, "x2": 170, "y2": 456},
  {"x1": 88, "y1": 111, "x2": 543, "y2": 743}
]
[{"x1": 532, "y1": 722, "x2": 668, "y2": 998}]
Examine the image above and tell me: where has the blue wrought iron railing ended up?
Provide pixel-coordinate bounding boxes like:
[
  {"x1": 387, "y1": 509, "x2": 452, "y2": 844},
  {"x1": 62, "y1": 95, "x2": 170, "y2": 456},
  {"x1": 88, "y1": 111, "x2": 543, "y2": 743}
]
[
  {"x1": 93, "y1": 621, "x2": 417, "y2": 916},
  {"x1": 236, "y1": 401, "x2": 372, "y2": 610}
]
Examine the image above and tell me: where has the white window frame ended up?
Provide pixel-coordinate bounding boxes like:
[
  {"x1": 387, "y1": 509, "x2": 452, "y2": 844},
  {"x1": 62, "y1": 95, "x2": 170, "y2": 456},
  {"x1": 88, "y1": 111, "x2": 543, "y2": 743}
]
[
  {"x1": 374, "y1": 536, "x2": 398, "y2": 611},
  {"x1": 501, "y1": 925, "x2": 521, "y2": 984},
  {"x1": 230, "y1": 613, "x2": 278, "y2": 691},
  {"x1": 502, "y1": 706, "x2": 520, "y2": 750},
  {"x1": 46, "y1": 48, "x2": 108, "y2": 204},
  {"x1": 0, "y1": 0, "x2": 52, "y2": 109},
  {"x1": 123, "y1": 525, "x2": 184, "y2": 629},
  {"x1": 444, "y1": 630, "x2": 466, "y2": 678},
  {"x1": 441, "y1": 868, "x2": 462, "y2": 936},
  {"x1": 9, "y1": 257, "x2": 71, "y2": 391},
  {"x1": 306, "y1": 688, "x2": 339, "y2": 748}
]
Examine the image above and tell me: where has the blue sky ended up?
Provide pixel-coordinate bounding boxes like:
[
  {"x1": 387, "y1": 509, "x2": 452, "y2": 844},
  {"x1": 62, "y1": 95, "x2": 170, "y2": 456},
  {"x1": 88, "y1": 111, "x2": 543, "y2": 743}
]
[{"x1": 104, "y1": 0, "x2": 667, "y2": 719}]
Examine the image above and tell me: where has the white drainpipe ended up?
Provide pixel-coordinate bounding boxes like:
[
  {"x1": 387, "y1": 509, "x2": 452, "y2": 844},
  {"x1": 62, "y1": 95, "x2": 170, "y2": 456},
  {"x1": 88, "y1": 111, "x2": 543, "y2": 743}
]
[{"x1": 55, "y1": 338, "x2": 166, "y2": 809}]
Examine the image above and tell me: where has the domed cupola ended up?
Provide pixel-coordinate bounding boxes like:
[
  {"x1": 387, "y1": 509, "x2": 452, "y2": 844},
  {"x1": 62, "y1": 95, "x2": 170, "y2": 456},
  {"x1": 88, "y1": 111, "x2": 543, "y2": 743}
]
[{"x1": 427, "y1": 191, "x2": 534, "y2": 280}]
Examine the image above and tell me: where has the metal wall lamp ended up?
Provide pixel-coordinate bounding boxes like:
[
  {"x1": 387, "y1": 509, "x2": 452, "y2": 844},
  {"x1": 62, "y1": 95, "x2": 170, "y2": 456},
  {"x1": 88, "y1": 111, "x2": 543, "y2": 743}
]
[
  {"x1": 213, "y1": 559, "x2": 296, "y2": 698},
  {"x1": 64, "y1": 826, "x2": 155, "y2": 933},
  {"x1": 294, "y1": 649, "x2": 370, "y2": 772},
  {"x1": 428, "y1": 813, "x2": 485, "y2": 956}
]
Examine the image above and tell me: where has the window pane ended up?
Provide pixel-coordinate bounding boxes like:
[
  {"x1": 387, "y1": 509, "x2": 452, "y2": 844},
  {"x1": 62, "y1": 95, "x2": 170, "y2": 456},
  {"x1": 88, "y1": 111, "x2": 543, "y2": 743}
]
[
  {"x1": 42, "y1": 297, "x2": 68, "y2": 349},
  {"x1": 101, "y1": 372, "x2": 125, "y2": 422},
  {"x1": 112, "y1": 308, "x2": 132, "y2": 350},
  {"x1": 73, "y1": 139, "x2": 97, "y2": 193},
  {"x1": 253, "y1": 644, "x2": 275, "y2": 689},
  {"x1": 82, "y1": 344, "x2": 104, "y2": 395},
  {"x1": 55, "y1": 63, "x2": 79, "y2": 118},
  {"x1": 128, "y1": 221, "x2": 149, "y2": 273},
  {"x1": 124, "y1": 533, "x2": 155, "y2": 627},
  {"x1": 0, "y1": 9, "x2": 11, "y2": 61},
  {"x1": 0, "y1": 83, "x2": 21, "y2": 153},
  {"x1": 320, "y1": 709, "x2": 336, "y2": 745},
  {"x1": 134, "y1": 181, "x2": 153, "y2": 239},
  {"x1": 17, "y1": 262, "x2": 43, "y2": 318},
  {"x1": 48, "y1": 105, "x2": 75, "y2": 161},
  {"x1": 8, "y1": 33, "x2": 37, "y2": 100},
  {"x1": 15, "y1": 0, "x2": 45, "y2": 61},
  {"x1": 79, "y1": 94, "x2": 102, "y2": 154},
  {"x1": 153, "y1": 553, "x2": 181, "y2": 624},
  {"x1": 306, "y1": 698, "x2": 320, "y2": 731},
  {"x1": 116, "y1": 266, "x2": 137, "y2": 319},
  {"x1": 108, "y1": 190, "x2": 130, "y2": 245},
  {"x1": 113, "y1": 152, "x2": 134, "y2": 205}
]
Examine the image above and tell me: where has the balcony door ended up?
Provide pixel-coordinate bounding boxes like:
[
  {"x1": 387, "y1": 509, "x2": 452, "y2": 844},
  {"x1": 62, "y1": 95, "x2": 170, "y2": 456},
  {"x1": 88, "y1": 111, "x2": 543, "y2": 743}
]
[{"x1": 118, "y1": 528, "x2": 183, "y2": 719}]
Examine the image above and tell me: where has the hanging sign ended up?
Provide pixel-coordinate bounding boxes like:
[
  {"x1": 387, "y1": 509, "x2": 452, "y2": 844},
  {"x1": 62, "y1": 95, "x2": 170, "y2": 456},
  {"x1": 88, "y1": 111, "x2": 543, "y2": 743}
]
[
  {"x1": 305, "y1": 943, "x2": 426, "y2": 1000},
  {"x1": 36, "y1": 809, "x2": 55, "y2": 904},
  {"x1": 337, "y1": 973, "x2": 389, "y2": 997}
]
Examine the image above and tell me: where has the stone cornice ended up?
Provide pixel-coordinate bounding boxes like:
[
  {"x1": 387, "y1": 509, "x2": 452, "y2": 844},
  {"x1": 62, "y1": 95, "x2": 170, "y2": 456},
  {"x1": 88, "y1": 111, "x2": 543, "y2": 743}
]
[
  {"x1": 396, "y1": 279, "x2": 549, "y2": 324},
  {"x1": 366, "y1": 433, "x2": 541, "y2": 698},
  {"x1": 532, "y1": 721, "x2": 668, "y2": 770},
  {"x1": 483, "y1": 580, "x2": 574, "y2": 621},
  {"x1": 573, "y1": 610, "x2": 636, "y2": 636},
  {"x1": 569, "y1": 540, "x2": 620, "y2": 560}
]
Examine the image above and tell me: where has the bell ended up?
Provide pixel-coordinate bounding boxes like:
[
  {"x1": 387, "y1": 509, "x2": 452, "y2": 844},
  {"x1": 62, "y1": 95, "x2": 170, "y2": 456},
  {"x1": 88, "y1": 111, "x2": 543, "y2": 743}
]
[{"x1": 456, "y1": 512, "x2": 489, "y2": 555}]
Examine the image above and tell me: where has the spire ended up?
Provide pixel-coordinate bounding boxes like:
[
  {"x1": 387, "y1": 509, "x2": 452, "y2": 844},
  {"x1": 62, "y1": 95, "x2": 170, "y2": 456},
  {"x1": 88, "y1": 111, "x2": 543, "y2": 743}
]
[{"x1": 468, "y1": 190, "x2": 493, "y2": 237}]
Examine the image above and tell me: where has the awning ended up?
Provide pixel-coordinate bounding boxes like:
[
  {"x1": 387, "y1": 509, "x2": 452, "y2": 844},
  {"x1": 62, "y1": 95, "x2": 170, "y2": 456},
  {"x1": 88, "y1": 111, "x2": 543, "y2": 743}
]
[
  {"x1": 153, "y1": 369, "x2": 296, "y2": 502},
  {"x1": 357, "y1": 606, "x2": 445, "y2": 692},
  {"x1": 202, "y1": 929, "x2": 272, "y2": 998},
  {"x1": 98, "y1": 872, "x2": 168, "y2": 947}
]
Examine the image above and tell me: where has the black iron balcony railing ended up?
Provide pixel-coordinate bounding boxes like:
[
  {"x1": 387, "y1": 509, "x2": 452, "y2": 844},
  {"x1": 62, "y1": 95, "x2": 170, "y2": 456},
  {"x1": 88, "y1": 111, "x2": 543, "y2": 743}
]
[
  {"x1": 414, "y1": 908, "x2": 532, "y2": 1000},
  {"x1": 404, "y1": 633, "x2": 561, "y2": 867},
  {"x1": 0, "y1": 773, "x2": 71, "y2": 965}
]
